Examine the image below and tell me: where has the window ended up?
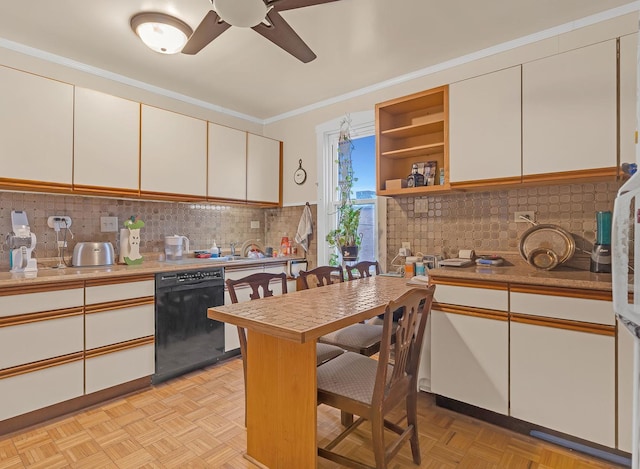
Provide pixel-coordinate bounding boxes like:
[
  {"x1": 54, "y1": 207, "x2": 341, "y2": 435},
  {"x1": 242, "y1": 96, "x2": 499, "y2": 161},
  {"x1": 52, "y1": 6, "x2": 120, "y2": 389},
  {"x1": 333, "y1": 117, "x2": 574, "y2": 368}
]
[{"x1": 316, "y1": 112, "x2": 387, "y2": 268}]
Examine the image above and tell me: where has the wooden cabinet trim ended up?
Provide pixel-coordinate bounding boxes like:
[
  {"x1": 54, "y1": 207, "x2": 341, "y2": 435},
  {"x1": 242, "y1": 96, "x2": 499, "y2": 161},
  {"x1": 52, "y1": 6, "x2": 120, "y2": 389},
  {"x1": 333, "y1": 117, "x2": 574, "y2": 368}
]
[
  {"x1": 511, "y1": 313, "x2": 615, "y2": 336},
  {"x1": 72, "y1": 184, "x2": 140, "y2": 198},
  {"x1": 430, "y1": 277, "x2": 508, "y2": 291},
  {"x1": 0, "y1": 306, "x2": 83, "y2": 328},
  {"x1": 522, "y1": 168, "x2": 617, "y2": 184},
  {"x1": 0, "y1": 352, "x2": 83, "y2": 380},
  {"x1": 85, "y1": 297, "x2": 154, "y2": 314},
  {"x1": 85, "y1": 275, "x2": 154, "y2": 287},
  {"x1": 510, "y1": 284, "x2": 611, "y2": 301},
  {"x1": 434, "y1": 303, "x2": 508, "y2": 321},
  {"x1": 451, "y1": 176, "x2": 522, "y2": 189},
  {"x1": 85, "y1": 336, "x2": 154, "y2": 359},
  {"x1": 139, "y1": 190, "x2": 207, "y2": 203},
  {"x1": 0, "y1": 281, "x2": 84, "y2": 297},
  {"x1": 0, "y1": 178, "x2": 73, "y2": 194}
]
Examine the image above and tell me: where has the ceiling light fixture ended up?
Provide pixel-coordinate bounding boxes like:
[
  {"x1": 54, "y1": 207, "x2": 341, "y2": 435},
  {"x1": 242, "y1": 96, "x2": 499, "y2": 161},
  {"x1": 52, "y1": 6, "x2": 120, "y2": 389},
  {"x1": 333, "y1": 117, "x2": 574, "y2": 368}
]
[
  {"x1": 130, "y1": 12, "x2": 193, "y2": 54},
  {"x1": 213, "y1": 0, "x2": 268, "y2": 28}
]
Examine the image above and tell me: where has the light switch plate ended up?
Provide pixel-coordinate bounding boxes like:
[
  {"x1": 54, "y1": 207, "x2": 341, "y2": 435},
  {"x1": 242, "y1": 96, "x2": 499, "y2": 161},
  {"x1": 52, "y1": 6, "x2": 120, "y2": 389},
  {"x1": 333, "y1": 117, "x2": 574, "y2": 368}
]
[
  {"x1": 251, "y1": 220, "x2": 260, "y2": 229},
  {"x1": 100, "y1": 216, "x2": 118, "y2": 232}
]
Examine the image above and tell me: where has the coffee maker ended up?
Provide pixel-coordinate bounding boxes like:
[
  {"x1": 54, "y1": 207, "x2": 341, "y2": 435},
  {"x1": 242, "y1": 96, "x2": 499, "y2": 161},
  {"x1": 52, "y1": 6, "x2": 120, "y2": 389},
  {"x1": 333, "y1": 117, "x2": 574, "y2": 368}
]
[
  {"x1": 6, "y1": 210, "x2": 37, "y2": 273},
  {"x1": 590, "y1": 210, "x2": 611, "y2": 273}
]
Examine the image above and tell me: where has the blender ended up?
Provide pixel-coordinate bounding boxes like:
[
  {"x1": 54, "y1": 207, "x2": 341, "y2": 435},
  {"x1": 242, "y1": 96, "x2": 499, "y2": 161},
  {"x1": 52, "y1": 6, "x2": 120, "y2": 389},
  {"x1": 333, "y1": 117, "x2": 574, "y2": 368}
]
[
  {"x1": 6, "y1": 210, "x2": 37, "y2": 273},
  {"x1": 590, "y1": 210, "x2": 611, "y2": 273}
]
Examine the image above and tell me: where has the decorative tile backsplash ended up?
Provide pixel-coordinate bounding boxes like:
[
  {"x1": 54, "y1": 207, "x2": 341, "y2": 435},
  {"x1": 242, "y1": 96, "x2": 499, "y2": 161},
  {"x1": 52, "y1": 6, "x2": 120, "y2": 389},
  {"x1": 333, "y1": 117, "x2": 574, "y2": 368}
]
[
  {"x1": 0, "y1": 180, "x2": 618, "y2": 272},
  {"x1": 386, "y1": 181, "x2": 619, "y2": 270}
]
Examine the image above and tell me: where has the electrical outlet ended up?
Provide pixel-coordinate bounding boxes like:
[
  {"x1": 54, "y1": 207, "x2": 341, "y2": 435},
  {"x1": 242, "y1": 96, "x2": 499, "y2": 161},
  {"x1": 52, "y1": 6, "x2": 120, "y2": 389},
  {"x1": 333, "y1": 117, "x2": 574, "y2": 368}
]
[
  {"x1": 251, "y1": 220, "x2": 260, "y2": 229},
  {"x1": 47, "y1": 216, "x2": 72, "y2": 230},
  {"x1": 100, "y1": 216, "x2": 118, "y2": 232},
  {"x1": 514, "y1": 211, "x2": 535, "y2": 223},
  {"x1": 402, "y1": 242, "x2": 411, "y2": 250}
]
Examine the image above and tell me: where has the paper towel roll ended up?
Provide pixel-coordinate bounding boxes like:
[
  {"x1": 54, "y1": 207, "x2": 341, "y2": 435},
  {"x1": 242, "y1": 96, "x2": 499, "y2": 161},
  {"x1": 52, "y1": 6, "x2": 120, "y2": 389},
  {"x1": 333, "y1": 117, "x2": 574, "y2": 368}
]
[{"x1": 459, "y1": 249, "x2": 475, "y2": 259}]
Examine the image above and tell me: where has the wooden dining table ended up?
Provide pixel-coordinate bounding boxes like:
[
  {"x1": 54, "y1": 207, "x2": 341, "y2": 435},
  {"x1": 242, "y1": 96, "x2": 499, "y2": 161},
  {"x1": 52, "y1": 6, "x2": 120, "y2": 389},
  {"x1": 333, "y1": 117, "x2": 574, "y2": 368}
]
[{"x1": 207, "y1": 274, "x2": 413, "y2": 468}]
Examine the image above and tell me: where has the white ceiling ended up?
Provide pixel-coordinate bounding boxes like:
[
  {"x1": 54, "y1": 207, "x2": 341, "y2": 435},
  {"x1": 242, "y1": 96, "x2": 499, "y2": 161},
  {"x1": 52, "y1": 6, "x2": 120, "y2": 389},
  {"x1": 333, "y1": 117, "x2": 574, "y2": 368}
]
[{"x1": 0, "y1": 0, "x2": 636, "y2": 122}]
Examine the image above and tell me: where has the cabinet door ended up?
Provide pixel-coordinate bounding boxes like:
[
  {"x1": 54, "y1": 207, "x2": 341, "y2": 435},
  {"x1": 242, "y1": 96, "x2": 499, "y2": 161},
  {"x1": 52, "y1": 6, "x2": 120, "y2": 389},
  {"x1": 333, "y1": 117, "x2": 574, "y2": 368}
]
[
  {"x1": 618, "y1": 321, "x2": 634, "y2": 452},
  {"x1": 0, "y1": 66, "x2": 73, "y2": 185},
  {"x1": 141, "y1": 105, "x2": 207, "y2": 197},
  {"x1": 246, "y1": 133, "x2": 281, "y2": 204},
  {"x1": 620, "y1": 33, "x2": 637, "y2": 168},
  {"x1": 522, "y1": 40, "x2": 616, "y2": 176},
  {"x1": 510, "y1": 321, "x2": 615, "y2": 447},
  {"x1": 74, "y1": 88, "x2": 140, "y2": 193},
  {"x1": 208, "y1": 123, "x2": 247, "y2": 201},
  {"x1": 431, "y1": 309, "x2": 509, "y2": 414},
  {"x1": 449, "y1": 66, "x2": 521, "y2": 185}
]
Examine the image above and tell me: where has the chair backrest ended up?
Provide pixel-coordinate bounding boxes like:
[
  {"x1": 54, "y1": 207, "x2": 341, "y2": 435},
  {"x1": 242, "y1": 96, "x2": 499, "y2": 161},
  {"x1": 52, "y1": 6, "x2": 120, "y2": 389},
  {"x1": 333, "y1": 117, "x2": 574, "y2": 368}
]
[
  {"x1": 298, "y1": 265, "x2": 344, "y2": 289},
  {"x1": 346, "y1": 260, "x2": 381, "y2": 280},
  {"x1": 226, "y1": 272, "x2": 288, "y2": 303},
  {"x1": 373, "y1": 285, "x2": 436, "y2": 405}
]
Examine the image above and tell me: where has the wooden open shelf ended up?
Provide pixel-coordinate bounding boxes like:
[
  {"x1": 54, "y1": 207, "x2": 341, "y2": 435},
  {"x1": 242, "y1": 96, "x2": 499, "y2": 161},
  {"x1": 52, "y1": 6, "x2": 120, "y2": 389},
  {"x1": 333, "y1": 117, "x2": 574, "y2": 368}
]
[{"x1": 376, "y1": 85, "x2": 449, "y2": 196}]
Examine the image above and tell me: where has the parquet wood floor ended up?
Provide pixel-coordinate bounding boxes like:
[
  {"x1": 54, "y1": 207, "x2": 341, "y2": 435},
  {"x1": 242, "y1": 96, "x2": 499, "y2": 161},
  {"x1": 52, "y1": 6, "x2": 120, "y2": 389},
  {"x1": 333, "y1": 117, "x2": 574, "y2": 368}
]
[{"x1": 0, "y1": 357, "x2": 625, "y2": 468}]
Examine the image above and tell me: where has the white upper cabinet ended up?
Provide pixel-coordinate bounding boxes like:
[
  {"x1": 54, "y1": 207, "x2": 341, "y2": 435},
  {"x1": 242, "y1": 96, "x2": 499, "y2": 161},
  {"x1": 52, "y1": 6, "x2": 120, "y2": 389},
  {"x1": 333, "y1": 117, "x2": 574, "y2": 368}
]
[
  {"x1": 74, "y1": 88, "x2": 140, "y2": 193},
  {"x1": 246, "y1": 133, "x2": 281, "y2": 204},
  {"x1": 0, "y1": 66, "x2": 73, "y2": 186},
  {"x1": 140, "y1": 105, "x2": 207, "y2": 198},
  {"x1": 620, "y1": 33, "x2": 637, "y2": 167},
  {"x1": 449, "y1": 66, "x2": 522, "y2": 185},
  {"x1": 522, "y1": 40, "x2": 617, "y2": 177},
  {"x1": 208, "y1": 123, "x2": 247, "y2": 201}
]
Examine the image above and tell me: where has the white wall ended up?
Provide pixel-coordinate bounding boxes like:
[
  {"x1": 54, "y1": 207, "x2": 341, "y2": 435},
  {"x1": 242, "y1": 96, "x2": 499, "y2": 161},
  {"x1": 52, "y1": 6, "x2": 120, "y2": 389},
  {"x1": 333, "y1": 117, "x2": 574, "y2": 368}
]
[{"x1": 264, "y1": 13, "x2": 638, "y2": 207}]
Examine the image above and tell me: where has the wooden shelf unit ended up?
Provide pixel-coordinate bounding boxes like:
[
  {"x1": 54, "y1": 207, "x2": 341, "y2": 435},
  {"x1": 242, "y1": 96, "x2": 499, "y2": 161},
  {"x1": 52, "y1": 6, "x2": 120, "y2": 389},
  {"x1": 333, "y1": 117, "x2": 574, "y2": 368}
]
[{"x1": 376, "y1": 86, "x2": 449, "y2": 196}]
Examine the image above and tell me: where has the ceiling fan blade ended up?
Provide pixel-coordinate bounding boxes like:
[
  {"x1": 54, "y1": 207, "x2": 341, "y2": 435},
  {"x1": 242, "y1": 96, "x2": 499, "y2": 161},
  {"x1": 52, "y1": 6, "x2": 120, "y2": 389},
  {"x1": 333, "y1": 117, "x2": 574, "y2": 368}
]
[
  {"x1": 267, "y1": 0, "x2": 340, "y2": 11},
  {"x1": 182, "y1": 11, "x2": 231, "y2": 55},
  {"x1": 252, "y1": 9, "x2": 316, "y2": 63}
]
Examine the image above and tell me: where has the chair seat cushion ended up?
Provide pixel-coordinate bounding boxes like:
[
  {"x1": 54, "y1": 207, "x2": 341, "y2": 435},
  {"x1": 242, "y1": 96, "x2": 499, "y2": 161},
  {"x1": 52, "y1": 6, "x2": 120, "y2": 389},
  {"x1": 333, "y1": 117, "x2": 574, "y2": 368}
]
[
  {"x1": 316, "y1": 343, "x2": 345, "y2": 366},
  {"x1": 319, "y1": 323, "x2": 393, "y2": 356},
  {"x1": 317, "y1": 351, "x2": 392, "y2": 405}
]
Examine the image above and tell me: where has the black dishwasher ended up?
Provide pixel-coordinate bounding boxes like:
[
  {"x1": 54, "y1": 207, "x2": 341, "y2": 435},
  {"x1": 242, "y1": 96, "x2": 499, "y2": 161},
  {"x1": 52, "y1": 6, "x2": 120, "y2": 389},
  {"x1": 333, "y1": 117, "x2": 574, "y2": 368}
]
[{"x1": 154, "y1": 267, "x2": 228, "y2": 383}]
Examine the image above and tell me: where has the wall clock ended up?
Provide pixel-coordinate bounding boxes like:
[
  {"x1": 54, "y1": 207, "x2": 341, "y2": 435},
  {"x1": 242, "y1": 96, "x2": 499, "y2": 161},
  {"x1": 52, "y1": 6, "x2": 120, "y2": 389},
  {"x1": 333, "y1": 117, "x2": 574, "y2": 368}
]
[{"x1": 294, "y1": 159, "x2": 307, "y2": 185}]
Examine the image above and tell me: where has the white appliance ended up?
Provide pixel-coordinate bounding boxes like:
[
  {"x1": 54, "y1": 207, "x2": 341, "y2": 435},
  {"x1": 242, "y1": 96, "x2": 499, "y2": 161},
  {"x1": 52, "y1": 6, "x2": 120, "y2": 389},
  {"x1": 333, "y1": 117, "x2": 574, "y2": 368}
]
[
  {"x1": 6, "y1": 210, "x2": 37, "y2": 273},
  {"x1": 613, "y1": 172, "x2": 640, "y2": 468}
]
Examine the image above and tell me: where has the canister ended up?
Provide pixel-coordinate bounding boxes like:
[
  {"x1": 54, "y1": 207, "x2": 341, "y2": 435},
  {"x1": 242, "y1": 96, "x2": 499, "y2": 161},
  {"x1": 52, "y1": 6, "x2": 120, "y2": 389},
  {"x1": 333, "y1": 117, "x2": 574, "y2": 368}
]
[
  {"x1": 416, "y1": 261, "x2": 425, "y2": 276},
  {"x1": 405, "y1": 256, "x2": 418, "y2": 278}
]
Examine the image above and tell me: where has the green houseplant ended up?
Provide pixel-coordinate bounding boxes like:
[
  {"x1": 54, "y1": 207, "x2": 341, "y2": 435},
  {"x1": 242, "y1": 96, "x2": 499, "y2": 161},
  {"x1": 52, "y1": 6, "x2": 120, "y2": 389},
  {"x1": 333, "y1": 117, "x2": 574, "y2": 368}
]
[{"x1": 326, "y1": 118, "x2": 361, "y2": 264}]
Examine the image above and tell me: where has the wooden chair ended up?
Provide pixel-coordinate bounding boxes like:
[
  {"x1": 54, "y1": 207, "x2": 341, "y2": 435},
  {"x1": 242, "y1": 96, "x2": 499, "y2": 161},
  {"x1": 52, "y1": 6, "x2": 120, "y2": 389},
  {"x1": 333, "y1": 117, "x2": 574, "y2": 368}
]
[
  {"x1": 346, "y1": 260, "x2": 380, "y2": 281},
  {"x1": 298, "y1": 265, "x2": 344, "y2": 288},
  {"x1": 316, "y1": 285, "x2": 436, "y2": 469},
  {"x1": 226, "y1": 272, "x2": 345, "y2": 422}
]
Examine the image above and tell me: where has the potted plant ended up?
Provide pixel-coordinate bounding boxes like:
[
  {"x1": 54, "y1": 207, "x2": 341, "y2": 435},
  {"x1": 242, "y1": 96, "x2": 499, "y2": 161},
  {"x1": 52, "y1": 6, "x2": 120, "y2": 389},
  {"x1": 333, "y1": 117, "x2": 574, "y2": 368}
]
[{"x1": 326, "y1": 118, "x2": 362, "y2": 264}]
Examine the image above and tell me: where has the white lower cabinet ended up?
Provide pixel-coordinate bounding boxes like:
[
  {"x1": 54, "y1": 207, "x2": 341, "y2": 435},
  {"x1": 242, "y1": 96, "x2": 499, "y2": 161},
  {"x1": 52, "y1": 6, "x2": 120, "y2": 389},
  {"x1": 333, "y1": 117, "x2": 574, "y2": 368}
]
[
  {"x1": 618, "y1": 320, "x2": 634, "y2": 452},
  {"x1": 84, "y1": 277, "x2": 155, "y2": 393},
  {"x1": 429, "y1": 281, "x2": 509, "y2": 414},
  {"x1": 0, "y1": 282, "x2": 85, "y2": 422},
  {"x1": 431, "y1": 308, "x2": 509, "y2": 414},
  {"x1": 510, "y1": 320, "x2": 615, "y2": 447}
]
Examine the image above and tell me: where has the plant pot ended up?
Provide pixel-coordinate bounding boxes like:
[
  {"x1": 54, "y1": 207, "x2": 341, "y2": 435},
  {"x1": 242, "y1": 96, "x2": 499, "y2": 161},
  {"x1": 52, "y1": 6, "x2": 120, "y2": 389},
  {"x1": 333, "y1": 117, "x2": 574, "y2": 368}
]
[{"x1": 341, "y1": 245, "x2": 358, "y2": 261}]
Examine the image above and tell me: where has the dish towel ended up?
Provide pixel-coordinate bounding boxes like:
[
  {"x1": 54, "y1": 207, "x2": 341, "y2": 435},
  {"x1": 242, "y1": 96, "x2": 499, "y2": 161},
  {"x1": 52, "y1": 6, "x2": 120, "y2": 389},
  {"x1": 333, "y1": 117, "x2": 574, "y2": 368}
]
[{"x1": 295, "y1": 204, "x2": 313, "y2": 252}]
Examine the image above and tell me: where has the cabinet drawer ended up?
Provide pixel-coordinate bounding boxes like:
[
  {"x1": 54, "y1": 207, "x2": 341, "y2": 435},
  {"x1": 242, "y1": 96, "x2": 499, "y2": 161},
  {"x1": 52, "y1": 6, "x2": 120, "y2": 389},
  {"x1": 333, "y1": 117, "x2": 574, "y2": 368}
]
[
  {"x1": 510, "y1": 291, "x2": 614, "y2": 325},
  {"x1": 264, "y1": 264, "x2": 286, "y2": 275},
  {"x1": 434, "y1": 284, "x2": 508, "y2": 311},
  {"x1": 225, "y1": 267, "x2": 263, "y2": 281},
  {"x1": 85, "y1": 279, "x2": 154, "y2": 304},
  {"x1": 86, "y1": 343, "x2": 154, "y2": 394},
  {"x1": 0, "y1": 288, "x2": 83, "y2": 318},
  {"x1": 0, "y1": 359, "x2": 83, "y2": 421},
  {"x1": 0, "y1": 314, "x2": 83, "y2": 369},
  {"x1": 86, "y1": 303, "x2": 154, "y2": 349}
]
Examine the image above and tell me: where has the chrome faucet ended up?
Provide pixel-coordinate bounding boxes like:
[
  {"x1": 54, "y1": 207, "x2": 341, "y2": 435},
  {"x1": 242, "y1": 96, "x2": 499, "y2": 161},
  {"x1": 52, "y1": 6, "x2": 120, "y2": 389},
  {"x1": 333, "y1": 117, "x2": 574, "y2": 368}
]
[{"x1": 230, "y1": 242, "x2": 237, "y2": 256}]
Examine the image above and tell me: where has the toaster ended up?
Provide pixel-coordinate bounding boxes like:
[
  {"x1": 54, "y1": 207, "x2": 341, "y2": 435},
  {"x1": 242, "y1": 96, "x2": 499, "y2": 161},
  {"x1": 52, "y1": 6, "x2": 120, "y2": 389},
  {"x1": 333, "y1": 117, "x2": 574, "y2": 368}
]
[{"x1": 72, "y1": 242, "x2": 115, "y2": 267}]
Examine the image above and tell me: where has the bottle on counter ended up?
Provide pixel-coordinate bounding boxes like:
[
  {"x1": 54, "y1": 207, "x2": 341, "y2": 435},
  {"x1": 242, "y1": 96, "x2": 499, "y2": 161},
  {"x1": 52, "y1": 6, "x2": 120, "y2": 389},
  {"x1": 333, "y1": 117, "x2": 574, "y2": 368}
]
[
  {"x1": 210, "y1": 240, "x2": 220, "y2": 258},
  {"x1": 280, "y1": 233, "x2": 290, "y2": 256}
]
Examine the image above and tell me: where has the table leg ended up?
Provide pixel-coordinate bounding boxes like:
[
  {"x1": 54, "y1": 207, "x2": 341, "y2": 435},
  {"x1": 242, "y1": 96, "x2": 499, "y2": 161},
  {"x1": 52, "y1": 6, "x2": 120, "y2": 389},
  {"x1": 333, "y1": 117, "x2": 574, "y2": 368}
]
[{"x1": 246, "y1": 330, "x2": 317, "y2": 468}]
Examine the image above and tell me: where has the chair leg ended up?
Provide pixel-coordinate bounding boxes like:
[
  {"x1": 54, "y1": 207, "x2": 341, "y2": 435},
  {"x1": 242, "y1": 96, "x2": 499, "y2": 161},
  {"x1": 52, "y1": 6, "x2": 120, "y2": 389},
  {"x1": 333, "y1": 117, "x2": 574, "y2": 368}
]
[
  {"x1": 371, "y1": 412, "x2": 387, "y2": 469},
  {"x1": 341, "y1": 410, "x2": 354, "y2": 426},
  {"x1": 406, "y1": 391, "x2": 421, "y2": 465}
]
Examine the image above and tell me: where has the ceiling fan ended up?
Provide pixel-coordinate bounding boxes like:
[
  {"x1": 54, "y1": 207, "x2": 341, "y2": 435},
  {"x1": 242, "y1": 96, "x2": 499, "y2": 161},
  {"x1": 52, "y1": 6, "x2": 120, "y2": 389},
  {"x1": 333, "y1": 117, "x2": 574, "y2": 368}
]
[{"x1": 182, "y1": 0, "x2": 340, "y2": 63}]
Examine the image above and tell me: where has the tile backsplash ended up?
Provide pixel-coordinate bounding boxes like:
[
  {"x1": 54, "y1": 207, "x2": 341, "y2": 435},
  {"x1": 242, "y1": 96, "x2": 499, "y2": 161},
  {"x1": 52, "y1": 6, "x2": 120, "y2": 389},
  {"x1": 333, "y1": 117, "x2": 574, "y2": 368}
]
[
  {"x1": 386, "y1": 181, "x2": 619, "y2": 270},
  {"x1": 0, "y1": 192, "x2": 315, "y2": 269},
  {"x1": 0, "y1": 180, "x2": 618, "y2": 272}
]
